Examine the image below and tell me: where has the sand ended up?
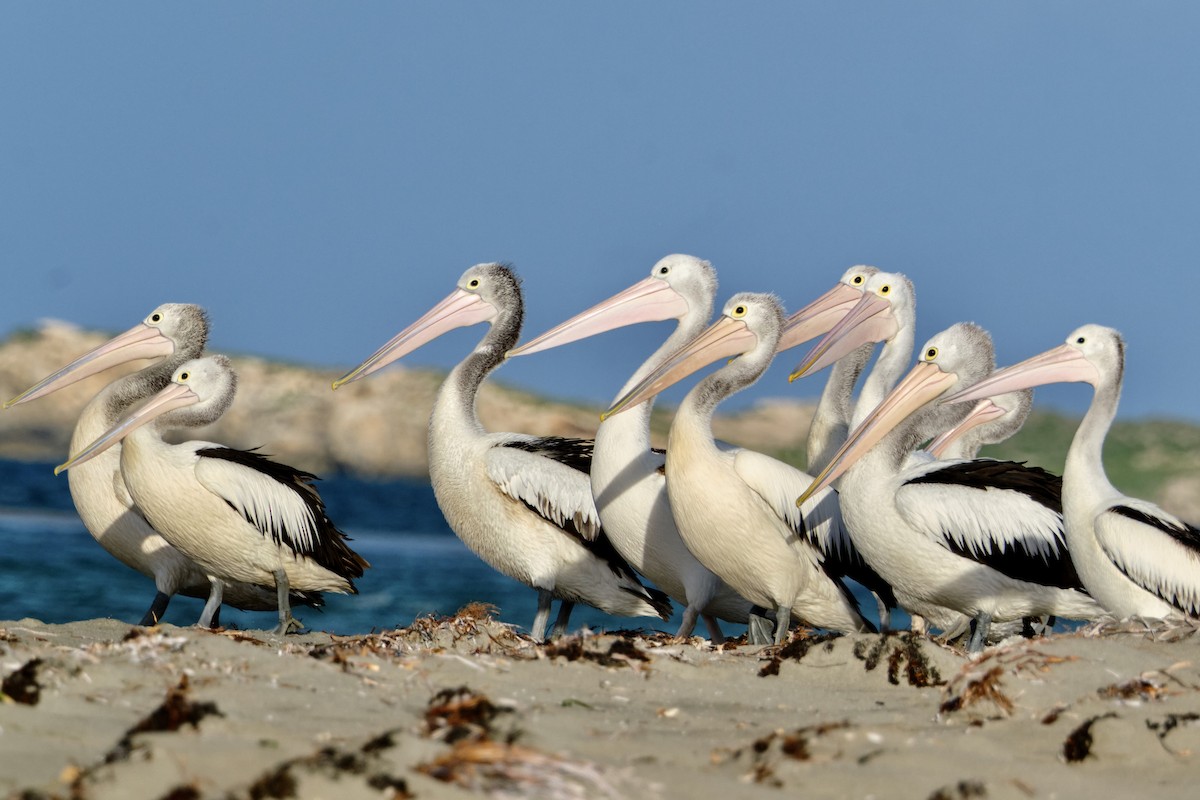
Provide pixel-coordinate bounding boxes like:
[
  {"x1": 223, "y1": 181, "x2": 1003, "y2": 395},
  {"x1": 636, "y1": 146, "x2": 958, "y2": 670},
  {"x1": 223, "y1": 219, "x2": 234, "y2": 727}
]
[{"x1": 1, "y1": 609, "x2": 1198, "y2": 799}]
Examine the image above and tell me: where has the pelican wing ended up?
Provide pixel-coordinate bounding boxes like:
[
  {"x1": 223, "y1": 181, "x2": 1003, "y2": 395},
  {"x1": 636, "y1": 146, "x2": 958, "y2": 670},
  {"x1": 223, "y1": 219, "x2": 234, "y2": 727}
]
[
  {"x1": 732, "y1": 448, "x2": 848, "y2": 559},
  {"x1": 897, "y1": 459, "x2": 1080, "y2": 589},
  {"x1": 1095, "y1": 501, "x2": 1200, "y2": 616},
  {"x1": 194, "y1": 446, "x2": 366, "y2": 581},
  {"x1": 487, "y1": 436, "x2": 602, "y2": 541}
]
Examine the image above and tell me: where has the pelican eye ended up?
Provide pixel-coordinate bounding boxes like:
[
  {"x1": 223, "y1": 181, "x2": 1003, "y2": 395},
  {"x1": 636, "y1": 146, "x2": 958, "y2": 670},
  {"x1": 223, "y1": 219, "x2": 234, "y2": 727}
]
[
  {"x1": 467, "y1": 278, "x2": 481, "y2": 289},
  {"x1": 879, "y1": 284, "x2": 891, "y2": 295},
  {"x1": 731, "y1": 305, "x2": 748, "y2": 318},
  {"x1": 179, "y1": 372, "x2": 190, "y2": 381},
  {"x1": 924, "y1": 347, "x2": 938, "y2": 361},
  {"x1": 150, "y1": 313, "x2": 162, "y2": 323},
  {"x1": 1076, "y1": 336, "x2": 1085, "y2": 344},
  {"x1": 851, "y1": 274, "x2": 864, "y2": 285},
  {"x1": 658, "y1": 265, "x2": 670, "y2": 275}
]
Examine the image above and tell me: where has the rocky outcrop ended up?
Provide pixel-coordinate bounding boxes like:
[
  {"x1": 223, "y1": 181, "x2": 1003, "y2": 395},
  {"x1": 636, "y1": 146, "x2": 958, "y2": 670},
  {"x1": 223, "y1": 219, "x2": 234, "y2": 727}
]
[{"x1": 0, "y1": 321, "x2": 813, "y2": 477}]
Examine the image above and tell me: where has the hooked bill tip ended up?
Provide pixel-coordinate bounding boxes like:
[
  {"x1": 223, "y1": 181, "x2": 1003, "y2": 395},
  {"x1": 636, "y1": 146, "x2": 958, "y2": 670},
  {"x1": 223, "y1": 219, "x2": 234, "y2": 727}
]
[{"x1": 53, "y1": 463, "x2": 68, "y2": 476}]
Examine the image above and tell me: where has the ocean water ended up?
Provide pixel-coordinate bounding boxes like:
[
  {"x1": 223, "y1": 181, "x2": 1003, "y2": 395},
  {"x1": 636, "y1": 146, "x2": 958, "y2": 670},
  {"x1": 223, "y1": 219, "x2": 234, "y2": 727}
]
[{"x1": 0, "y1": 459, "x2": 736, "y2": 637}]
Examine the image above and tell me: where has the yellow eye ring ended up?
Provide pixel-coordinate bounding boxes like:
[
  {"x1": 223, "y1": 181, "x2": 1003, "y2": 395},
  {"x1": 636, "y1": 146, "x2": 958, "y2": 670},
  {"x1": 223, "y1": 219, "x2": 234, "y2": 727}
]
[
  {"x1": 879, "y1": 285, "x2": 891, "y2": 295},
  {"x1": 851, "y1": 275, "x2": 863, "y2": 285},
  {"x1": 467, "y1": 278, "x2": 480, "y2": 289},
  {"x1": 731, "y1": 305, "x2": 748, "y2": 318},
  {"x1": 924, "y1": 347, "x2": 938, "y2": 361}
]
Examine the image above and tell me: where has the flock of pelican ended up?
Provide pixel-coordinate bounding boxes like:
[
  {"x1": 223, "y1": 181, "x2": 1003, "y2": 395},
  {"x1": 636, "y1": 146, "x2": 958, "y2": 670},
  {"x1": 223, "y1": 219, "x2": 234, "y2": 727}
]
[{"x1": 6, "y1": 256, "x2": 1198, "y2": 649}]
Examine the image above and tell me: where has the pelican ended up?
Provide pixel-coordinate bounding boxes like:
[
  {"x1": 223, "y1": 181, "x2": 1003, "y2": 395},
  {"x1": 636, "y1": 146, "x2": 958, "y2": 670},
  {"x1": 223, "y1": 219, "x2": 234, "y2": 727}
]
[
  {"x1": 790, "y1": 271, "x2": 918, "y2": 433},
  {"x1": 333, "y1": 263, "x2": 671, "y2": 641},
  {"x1": 5, "y1": 304, "x2": 316, "y2": 626},
  {"x1": 926, "y1": 390, "x2": 1033, "y2": 460},
  {"x1": 781, "y1": 267, "x2": 880, "y2": 475},
  {"x1": 944, "y1": 324, "x2": 1200, "y2": 620},
  {"x1": 507, "y1": 255, "x2": 752, "y2": 640},
  {"x1": 56, "y1": 355, "x2": 368, "y2": 635},
  {"x1": 797, "y1": 323, "x2": 1101, "y2": 651},
  {"x1": 606, "y1": 292, "x2": 873, "y2": 642}
]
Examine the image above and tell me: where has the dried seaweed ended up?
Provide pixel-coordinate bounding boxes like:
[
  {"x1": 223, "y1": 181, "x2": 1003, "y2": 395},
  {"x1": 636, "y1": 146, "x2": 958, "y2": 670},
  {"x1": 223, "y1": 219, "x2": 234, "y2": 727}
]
[
  {"x1": 243, "y1": 745, "x2": 412, "y2": 800},
  {"x1": 940, "y1": 667, "x2": 1012, "y2": 716},
  {"x1": 1, "y1": 658, "x2": 43, "y2": 705},
  {"x1": 928, "y1": 780, "x2": 988, "y2": 799},
  {"x1": 851, "y1": 633, "x2": 944, "y2": 687},
  {"x1": 1146, "y1": 712, "x2": 1200, "y2": 755},
  {"x1": 723, "y1": 721, "x2": 852, "y2": 785},
  {"x1": 758, "y1": 631, "x2": 841, "y2": 677},
  {"x1": 105, "y1": 676, "x2": 223, "y2": 764},
  {"x1": 1062, "y1": 713, "x2": 1116, "y2": 762},
  {"x1": 423, "y1": 686, "x2": 513, "y2": 744},
  {"x1": 543, "y1": 637, "x2": 649, "y2": 668}
]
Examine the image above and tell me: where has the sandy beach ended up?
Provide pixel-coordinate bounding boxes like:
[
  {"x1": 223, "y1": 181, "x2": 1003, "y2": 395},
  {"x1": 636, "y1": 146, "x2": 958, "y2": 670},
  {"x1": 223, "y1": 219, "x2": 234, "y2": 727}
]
[{"x1": 1, "y1": 609, "x2": 1197, "y2": 799}]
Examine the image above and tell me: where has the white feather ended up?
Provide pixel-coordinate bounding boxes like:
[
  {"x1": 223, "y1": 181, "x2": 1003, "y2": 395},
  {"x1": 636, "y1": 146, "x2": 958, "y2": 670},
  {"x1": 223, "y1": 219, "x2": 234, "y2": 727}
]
[
  {"x1": 732, "y1": 448, "x2": 848, "y2": 560},
  {"x1": 485, "y1": 443, "x2": 601, "y2": 541},
  {"x1": 193, "y1": 446, "x2": 320, "y2": 554},
  {"x1": 1095, "y1": 503, "x2": 1200, "y2": 616}
]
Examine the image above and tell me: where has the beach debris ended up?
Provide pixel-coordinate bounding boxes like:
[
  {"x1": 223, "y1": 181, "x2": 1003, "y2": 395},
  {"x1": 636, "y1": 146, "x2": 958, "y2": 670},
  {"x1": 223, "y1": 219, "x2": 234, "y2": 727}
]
[
  {"x1": 716, "y1": 721, "x2": 852, "y2": 786},
  {"x1": 1, "y1": 657, "x2": 43, "y2": 705},
  {"x1": 1062, "y1": 712, "x2": 1117, "y2": 763},
  {"x1": 415, "y1": 685, "x2": 630, "y2": 798},
  {"x1": 241, "y1": 745, "x2": 413, "y2": 800},
  {"x1": 927, "y1": 779, "x2": 988, "y2": 799},
  {"x1": 1145, "y1": 712, "x2": 1200, "y2": 756},
  {"x1": 852, "y1": 632, "x2": 945, "y2": 687},
  {"x1": 105, "y1": 675, "x2": 223, "y2": 764},
  {"x1": 758, "y1": 630, "x2": 841, "y2": 677},
  {"x1": 1097, "y1": 674, "x2": 1174, "y2": 704},
  {"x1": 941, "y1": 643, "x2": 1075, "y2": 718},
  {"x1": 939, "y1": 666, "x2": 1013, "y2": 717},
  {"x1": 423, "y1": 686, "x2": 516, "y2": 745},
  {"x1": 542, "y1": 636, "x2": 650, "y2": 669},
  {"x1": 1079, "y1": 614, "x2": 1199, "y2": 643}
]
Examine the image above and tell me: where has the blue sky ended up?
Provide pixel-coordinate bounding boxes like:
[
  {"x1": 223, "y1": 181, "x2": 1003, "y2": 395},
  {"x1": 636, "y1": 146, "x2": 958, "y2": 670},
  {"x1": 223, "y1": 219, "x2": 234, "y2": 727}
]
[{"x1": 3, "y1": 4, "x2": 1199, "y2": 421}]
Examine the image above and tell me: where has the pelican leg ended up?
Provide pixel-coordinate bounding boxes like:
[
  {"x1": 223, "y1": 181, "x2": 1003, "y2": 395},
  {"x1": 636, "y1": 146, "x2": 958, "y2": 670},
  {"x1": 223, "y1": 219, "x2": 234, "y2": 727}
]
[
  {"x1": 139, "y1": 591, "x2": 171, "y2": 627},
  {"x1": 197, "y1": 579, "x2": 224, "y2": 629},
  {"x1": 272, "y1": 570, "x2": 302, "y2": 636},
  {"x1": 674, "y1": 605, "x2": 701, "y2": 640},
  {"x1": 773, "y1": 605, "x2": 792, "y2": 645},
  {"x1": 549, "y1": 601, "x2": 575, "y2": 639},
  {"x1": 747, "y1": 606, "x2": 774, "y2": 645},
  {"x1": 531, "y1": 589, "x2": 553, "y2": 642},
  {"x1": 701, "y1": 614, "x2": 726, "y2": 644},
  {"x1": 967, "y1": 612, "x2": 992, "y2": 654}
]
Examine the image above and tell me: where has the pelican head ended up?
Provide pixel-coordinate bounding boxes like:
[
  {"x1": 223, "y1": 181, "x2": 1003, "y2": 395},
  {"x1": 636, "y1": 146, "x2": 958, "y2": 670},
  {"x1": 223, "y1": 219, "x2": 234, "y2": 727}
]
[
  {"x1": 797, "y1": 322, "x2": 994, "y2": 506},
  {"x1": 603, "y1": 292, "x2": 783, "y2": 419},
  {"x1": 506, "y1": 254, "x2": 715, "y2": 358},
  {"x1": 777, "y1": 265, "x2": 878, "y2": 356},
  {"x1": 926, "y1": 388, "x2": 1033, "y2": 459},
  {"x1": 333, "y1": 263, "x2": 518, "y2": 389},
  {"x1": 943, "y1": 324, "x2": 1121, "y2": 407},
  {"x1": 6, "y1": 303, "x2": 209, "y2": 409},
  {"x1": 56, "y1": 355, "x2": 237, "y2": 475},
  {"x1": 789, "y1": 271, "x2": 915, "y2": 381}
]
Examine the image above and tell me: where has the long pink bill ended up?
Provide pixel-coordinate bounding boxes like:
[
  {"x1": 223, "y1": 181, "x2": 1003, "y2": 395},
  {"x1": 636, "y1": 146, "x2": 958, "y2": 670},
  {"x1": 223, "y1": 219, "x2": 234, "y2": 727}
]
[
  {"x1": 332, "y1": 289, "x2": 497, "y2": 389},
  {"x1": 796, "y1": 361, "x2": 957, "y2": 506},
  {"x1": 5, "y1": 323, "x2": 175, "y2": 409},
  {"x1": 942, "y1": 343, "x2": 1099, "y2": 407},
  {"x1": 925, "y1": 398, "x2": 1006, "y2": 459},
  {"x1": 507, "y1": 276, "x2": 689, "y2": 358},
  {"x1": 55, "y1": 382, "x2": 200, "y2": 475},
  {"x1": 788, "y1": 290, "x2": 896, "y2": 382},
  {"x1": 601, "y1": 315, "x2": 757, "y2": 421},
  {"x1": 776, "y1": 282, "x2": 864, "y2": 355}
]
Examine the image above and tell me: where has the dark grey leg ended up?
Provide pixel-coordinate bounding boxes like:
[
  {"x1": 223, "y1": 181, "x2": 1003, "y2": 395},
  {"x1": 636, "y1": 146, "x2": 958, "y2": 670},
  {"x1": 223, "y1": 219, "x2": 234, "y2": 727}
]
[
  {"x1": 197, "y1": 580, "x2": 223, "y2": 629},
  {"x1": 139, "y1": 591, "x2": 171, "y2": 627},
  {"x1": 272, "y1": 570, "x2": 301, "y2": 635},
  {"x1": 701, "y1": 613, "x2": 726, "y2": 643},
  {"x1": 549, "y1": 600, "x2": 574, "y2": 639},
  {"x1": 967, "y1": 612, "x2": 992, "y2": 653},
  {"x1": 747, "y1": 605, "x2": 774, "y2": 645},
  {"x1": 531, "y1": 589, "x2": 553, "y2": 641},
  {"x1": 773, "y1": 605, "x2": 792, "y2": 645}
]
